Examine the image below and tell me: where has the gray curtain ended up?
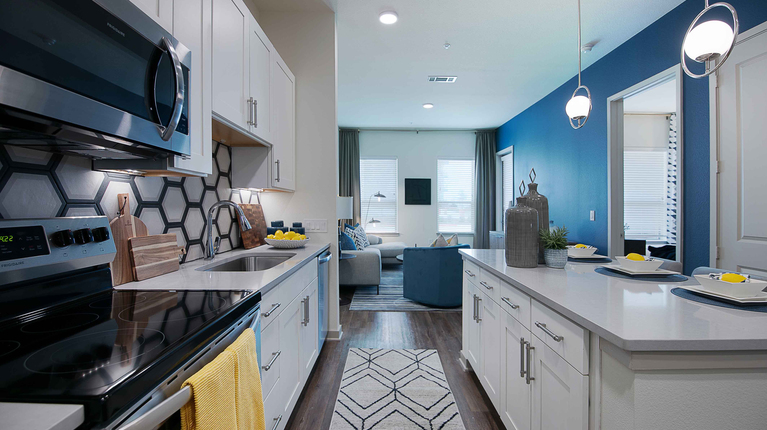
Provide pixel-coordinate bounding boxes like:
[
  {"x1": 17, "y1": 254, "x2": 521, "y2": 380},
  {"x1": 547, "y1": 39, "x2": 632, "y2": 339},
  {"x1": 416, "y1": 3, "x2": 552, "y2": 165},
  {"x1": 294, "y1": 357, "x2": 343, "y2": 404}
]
[
  {"x1": 339, "y1": 129, "x2": 361, "y2": 226},
  {"x1": 474, "y1": 130, "x2": 496, "y2": 248}
]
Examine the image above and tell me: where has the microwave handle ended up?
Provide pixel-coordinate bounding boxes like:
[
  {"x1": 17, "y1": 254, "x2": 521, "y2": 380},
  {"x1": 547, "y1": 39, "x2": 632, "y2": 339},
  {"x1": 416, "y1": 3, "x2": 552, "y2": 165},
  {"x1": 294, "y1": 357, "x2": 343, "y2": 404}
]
[{"x1": 156, "y1": 37, "x2": 185, "y2": 142}]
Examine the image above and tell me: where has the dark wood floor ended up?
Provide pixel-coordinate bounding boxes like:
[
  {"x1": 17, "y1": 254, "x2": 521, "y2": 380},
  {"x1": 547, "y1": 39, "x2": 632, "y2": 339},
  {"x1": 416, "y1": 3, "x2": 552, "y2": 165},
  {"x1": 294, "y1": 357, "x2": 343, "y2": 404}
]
[{"x1": 284, "y1": 286, "x2": 504, "y2": 430}]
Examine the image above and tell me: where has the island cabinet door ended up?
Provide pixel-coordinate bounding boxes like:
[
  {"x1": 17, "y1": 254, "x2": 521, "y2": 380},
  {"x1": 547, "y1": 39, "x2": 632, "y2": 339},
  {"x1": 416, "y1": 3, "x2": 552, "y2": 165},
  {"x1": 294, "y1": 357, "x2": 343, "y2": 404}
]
[
  {"x1": 479, "y1": 290, "x2": 501, "y2": 409},
  {"x1": 530, "y1": 335, "x2": 588, "y2": 430},
  {"x1": 299, "y1": 278, "x2": 319, "y2": 380},
  {"x1": 501, "y1": 311, "x2": 531, "y2": 430},
  {"x1": 466, "y1": 283, "x2": 482, "y2": 372},
  {"x1": 277, "y1": 294, "x2": 303, "y2": 422}
]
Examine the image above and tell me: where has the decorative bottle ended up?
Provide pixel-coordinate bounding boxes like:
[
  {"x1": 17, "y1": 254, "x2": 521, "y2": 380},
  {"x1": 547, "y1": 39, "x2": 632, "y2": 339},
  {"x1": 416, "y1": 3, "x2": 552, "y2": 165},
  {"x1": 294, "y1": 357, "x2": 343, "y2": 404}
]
[
  {"x1": 505, "y1": 181, "x2": 539, "y2": 268},
  {"x1": 524, "y1": 168, "x2": 549, "y2": 264}
]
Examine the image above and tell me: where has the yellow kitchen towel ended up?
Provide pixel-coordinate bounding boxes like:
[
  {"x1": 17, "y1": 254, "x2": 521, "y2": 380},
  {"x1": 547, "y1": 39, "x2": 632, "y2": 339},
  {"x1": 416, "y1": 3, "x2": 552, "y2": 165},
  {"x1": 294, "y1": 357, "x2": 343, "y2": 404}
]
[
  {"x1": 226, "y1": 328, "x2": 266, "y2": 430},
  {"x1": 180, "y1": 349, "x2": 238, "y2": 430}
]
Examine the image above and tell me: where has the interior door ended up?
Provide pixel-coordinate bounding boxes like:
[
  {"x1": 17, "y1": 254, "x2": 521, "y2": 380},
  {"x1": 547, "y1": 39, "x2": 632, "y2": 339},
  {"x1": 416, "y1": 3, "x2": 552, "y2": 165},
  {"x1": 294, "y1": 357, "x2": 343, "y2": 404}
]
[
  {"x1": 249, "y1": 15, "x2": 271, "y2": 141},
  {"x1": 501, "y1": 312, "x2": 531, "y2": 430},
  {"x1": 299, "y1": 279, "x2": 319, "y2": 378},
  {"x1": 212, "y1": 0, "x2": 249, "y2": 129},
  {"x1": 530, "y1": 336, "x2": 588, "y2": 430},
  {"x1": 271, "y1": 56, "x2": 295, "y2": 190},
  {"x1": 480, "y1": 291, "x2": 501, "y2": 408},
  {"x1": 716, "y1": 25, "x2": 767, "y2": 275}
]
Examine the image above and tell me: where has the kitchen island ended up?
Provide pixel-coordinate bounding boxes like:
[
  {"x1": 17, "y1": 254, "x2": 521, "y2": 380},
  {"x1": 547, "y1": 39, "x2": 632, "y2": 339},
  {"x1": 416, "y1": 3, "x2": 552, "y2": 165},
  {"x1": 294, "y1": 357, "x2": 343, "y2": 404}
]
[{"x1": 460, "y1": 249, "x2": 767, "y2": 430}]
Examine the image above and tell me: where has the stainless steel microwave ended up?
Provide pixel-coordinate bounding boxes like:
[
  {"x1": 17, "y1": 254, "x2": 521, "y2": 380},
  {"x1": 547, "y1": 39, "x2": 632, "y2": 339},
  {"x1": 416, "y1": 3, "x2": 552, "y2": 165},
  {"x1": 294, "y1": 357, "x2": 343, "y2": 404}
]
[{"x1": 0, "y1": 0, "x2": 191, "y2": 160}]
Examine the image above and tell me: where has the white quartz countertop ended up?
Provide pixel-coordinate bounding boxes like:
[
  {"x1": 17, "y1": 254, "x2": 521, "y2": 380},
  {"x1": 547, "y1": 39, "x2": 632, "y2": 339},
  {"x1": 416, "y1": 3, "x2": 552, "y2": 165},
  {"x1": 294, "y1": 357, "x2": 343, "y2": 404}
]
[
  {"x1": 0, "y1": 403, "x2": 83, "y2": 430},
  {"x1": 115, "y1": 243, "x2": 331, "y2": 295},
  {"x1": 460, "y1": 249, "x2": 767, "y2": 352}
]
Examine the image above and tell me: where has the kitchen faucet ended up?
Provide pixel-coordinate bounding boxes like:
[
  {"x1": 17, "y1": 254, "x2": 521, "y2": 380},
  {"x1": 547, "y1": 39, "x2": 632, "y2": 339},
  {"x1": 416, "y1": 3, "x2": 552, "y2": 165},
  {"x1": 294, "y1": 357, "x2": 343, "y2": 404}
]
[{"x1": 205, "y1": 201, "x2": 252, "y2": 260}]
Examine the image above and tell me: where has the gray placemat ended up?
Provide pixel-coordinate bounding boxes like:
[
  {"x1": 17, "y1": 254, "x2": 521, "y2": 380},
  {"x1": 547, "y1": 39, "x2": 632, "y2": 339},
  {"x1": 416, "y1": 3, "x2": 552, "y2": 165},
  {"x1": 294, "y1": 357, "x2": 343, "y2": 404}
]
[
  {"x1": 670, "y1": 288, "x2": 767, "y2": 312},
  {"x1": 595, "y1": 266, "x2": 688, "y2": 282},
  {"x1": 569, "y1": 257, "x2": 612, "y2": 263}
]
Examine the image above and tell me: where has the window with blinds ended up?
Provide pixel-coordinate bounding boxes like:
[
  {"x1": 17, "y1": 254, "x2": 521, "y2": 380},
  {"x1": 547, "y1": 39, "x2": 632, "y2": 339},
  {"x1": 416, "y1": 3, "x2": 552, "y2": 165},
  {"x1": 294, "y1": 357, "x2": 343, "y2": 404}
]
[
  {"x1": 501, "y1": 153, "x2": 514, "y2": 213},
  {"x1": 360, "y1": 158, "x2": 398, "y2": 233},
  {"x1": 624, "y1": 149, "x2": 668, "y2": 241},
  {"x1": 437, "y1": 158, "x2": 475, "y2": 233}
]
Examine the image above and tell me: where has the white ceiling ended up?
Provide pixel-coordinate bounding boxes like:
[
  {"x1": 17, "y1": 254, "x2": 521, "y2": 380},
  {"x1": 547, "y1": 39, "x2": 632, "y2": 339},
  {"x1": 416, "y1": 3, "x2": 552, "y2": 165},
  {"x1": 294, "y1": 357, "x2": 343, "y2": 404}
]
[
  {"x1": 623, "y1": 79, "x2": 677, "y2": 113},
  {"x1": 337, "y1": 0, "x2": 685, "y2": 129}
]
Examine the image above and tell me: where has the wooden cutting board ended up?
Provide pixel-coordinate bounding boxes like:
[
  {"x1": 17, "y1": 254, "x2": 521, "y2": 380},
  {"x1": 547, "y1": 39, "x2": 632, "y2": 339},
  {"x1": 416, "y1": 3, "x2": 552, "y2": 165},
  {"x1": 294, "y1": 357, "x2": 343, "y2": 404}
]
[
  {"x1": 110, "y1": 193, "x2": 148, "y2": 286},
  {"x1": 128, "y1": 234, "x2": 184, "y2": 281},
  {"x1": 238, "y1": 203, "x2": 268, "y2": 249}
]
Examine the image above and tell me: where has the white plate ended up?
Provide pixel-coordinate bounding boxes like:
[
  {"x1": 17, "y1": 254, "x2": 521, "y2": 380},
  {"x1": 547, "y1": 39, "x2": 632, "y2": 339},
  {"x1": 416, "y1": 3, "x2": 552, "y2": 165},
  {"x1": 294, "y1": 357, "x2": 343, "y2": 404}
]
[
  {"x1": 567, "y1": 245, "x2": 597, "y2": 258},
  {"x1": 693, "y1": 274, "x2": 767, "y2": 298},
  {"x1": 614, "y1": 256, "x2": 664, "y2": 272},
  {"x1": 677, "y1": 285, "x2": 767, "y2": 304},
  {"x1": 569, "y1": 254, "x2": 609, "y2": 260},
  {"x1": 601, "y1": 265, "x2": 679, "y2": 276}
]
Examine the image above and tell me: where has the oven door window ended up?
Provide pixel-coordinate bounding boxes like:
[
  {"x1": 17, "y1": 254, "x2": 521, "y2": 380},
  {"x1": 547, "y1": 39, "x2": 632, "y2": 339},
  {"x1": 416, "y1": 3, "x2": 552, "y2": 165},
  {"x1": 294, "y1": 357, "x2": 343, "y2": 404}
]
[{"x1": 0, "y1": 0, "x2": 174, "y2": 128}]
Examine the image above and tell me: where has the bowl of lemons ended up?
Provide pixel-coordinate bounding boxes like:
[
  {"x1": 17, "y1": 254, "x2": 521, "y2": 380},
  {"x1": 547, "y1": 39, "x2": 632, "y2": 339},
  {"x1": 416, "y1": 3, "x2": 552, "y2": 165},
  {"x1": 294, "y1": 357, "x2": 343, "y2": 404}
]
[
  {"x1": 614, "y1": 253, "x2": 664, "y2": 272},
  {"x1": 694, "y1": 273, "x2": 767, "y2": 298},
  {"x1": 567, "y1": 244, "x2": 597, "y2": 258},
  {"x1": 265, "y1": 230, "x2": 309, "y2": 249}
]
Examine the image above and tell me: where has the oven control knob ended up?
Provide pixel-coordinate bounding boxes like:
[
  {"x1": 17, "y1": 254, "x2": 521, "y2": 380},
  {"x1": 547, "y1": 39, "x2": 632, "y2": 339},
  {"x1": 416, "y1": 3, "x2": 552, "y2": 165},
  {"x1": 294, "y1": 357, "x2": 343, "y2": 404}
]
[
  {"x1": 51, "y1": 229, "x2": 75, "y2": 247},
  {"x1": 92, "y1": 227, "x2": 110, "y2": 243},
  {"x1": 73, "y1": 228, "x2": 94, "y2": 245}
]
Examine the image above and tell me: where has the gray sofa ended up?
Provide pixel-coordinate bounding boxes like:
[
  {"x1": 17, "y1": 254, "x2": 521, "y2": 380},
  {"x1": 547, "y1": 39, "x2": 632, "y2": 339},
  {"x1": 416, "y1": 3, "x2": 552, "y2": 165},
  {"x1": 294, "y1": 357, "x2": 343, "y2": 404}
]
[{"x1": 338, "y1": 235, "x2": 407, "y2": 290}]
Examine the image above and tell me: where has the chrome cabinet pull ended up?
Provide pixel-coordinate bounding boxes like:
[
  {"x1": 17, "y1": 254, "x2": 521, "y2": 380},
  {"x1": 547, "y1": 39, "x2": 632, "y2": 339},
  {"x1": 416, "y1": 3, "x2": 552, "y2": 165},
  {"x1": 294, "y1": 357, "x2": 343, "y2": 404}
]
[
  {"x1": 254, "y1": 99, "x2": 258, "y2": 128},
  {"x1": 272, "y1": 415, "x2": 283, "y2": 430},
  {"x1": 519, "y1": 337, "x2": 527, "y2": 378},
  {"x1": 464, "y1": 269, "x2": 475, "y2": 278},
  {"x1": 275, "y1": 160, "x2": 280, "y2": 182},
  {"x1": 262, "y1": 350, "x2": 281, "y2": 371},
  {"x1": 479, "y1": 281, "x2": 493, "y2": 290},
  {"x1": 472, "y1": 295, "x2": 477, "y2": 322},
  {"x1": 302, "y1": 295, "x2": 310, "y2": 326},
  {"x1": 476, "y1": 297, "x2": 482, "y2": 322},
  {"x1": 525, "y1": 343, "x2": 535, "y2": 385},
  {"x1": 502, "y1": 297, "x2": 520, "y2": 309},
  {"x1": 262, "y1": 302, "x2": 281, "y2": 317},
  {"x1": 300, "y1": 298, "x2": 306, "y2": 325},
  {"x1": 247, "y1": 97, "x2": 254, "y2": 125},
  {"x1": 535, "y1": 321, "x2": 563, "y2": 342}
]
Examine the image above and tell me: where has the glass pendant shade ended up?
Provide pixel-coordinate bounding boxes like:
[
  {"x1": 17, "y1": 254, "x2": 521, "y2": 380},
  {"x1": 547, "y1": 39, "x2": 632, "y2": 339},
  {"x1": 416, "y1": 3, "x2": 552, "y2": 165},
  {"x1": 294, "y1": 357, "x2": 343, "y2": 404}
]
[
  {"x1": 684, "y1": 20, "x2": 735, "y2": 62},
  {"x1": 566, "y1": 95, "x2": 591, "y2": 120}
]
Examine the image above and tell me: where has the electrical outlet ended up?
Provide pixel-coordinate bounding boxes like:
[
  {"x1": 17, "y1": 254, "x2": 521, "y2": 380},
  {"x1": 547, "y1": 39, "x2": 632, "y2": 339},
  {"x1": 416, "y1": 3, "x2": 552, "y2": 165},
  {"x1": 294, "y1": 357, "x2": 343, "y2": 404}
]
[
  {"x1": 304, "y1": 219, "x2": 328, "y2": 233},
  {"x1": 589, "y1": 210, "x2": 595, "y2": 221}
]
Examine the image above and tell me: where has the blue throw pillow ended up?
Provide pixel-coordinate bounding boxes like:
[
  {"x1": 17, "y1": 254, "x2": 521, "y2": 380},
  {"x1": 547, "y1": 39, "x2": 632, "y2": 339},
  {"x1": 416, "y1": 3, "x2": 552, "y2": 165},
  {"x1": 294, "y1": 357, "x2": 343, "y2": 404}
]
[{"x1": 340, "y1": 231, "x2": 357, "y2": 251}]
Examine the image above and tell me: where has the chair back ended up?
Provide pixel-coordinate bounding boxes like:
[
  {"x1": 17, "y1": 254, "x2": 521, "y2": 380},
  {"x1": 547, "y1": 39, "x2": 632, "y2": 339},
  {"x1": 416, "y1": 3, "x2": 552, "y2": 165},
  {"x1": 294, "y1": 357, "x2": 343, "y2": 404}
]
[{"x1": 402, "y1": 244, "x2": 470, "y2": 308}]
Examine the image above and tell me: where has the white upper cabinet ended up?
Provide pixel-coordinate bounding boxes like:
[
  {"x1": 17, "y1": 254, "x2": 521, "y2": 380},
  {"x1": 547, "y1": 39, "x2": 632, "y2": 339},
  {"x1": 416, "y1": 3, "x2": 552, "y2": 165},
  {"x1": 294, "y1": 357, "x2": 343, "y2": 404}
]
[
  {"x1": 248, "y1": 14, "x2": 272, "y2": 143},
  {"x1": 128, "y1": 0, "x2": 173, "y2": 32},
  {"x1": 270, "y1": 54, "x2": 295, "y2": 191},
  {"x1": 212, "y1": 0, "x2": 249, "y2": 130}
]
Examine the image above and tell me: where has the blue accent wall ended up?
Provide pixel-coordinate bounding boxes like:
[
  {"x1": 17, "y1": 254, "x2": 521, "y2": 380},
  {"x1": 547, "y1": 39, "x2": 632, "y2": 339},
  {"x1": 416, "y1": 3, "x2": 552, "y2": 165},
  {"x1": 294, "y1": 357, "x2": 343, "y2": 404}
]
[{"x1": 496, "y1": 0, "x2": 767, "y2": 273}]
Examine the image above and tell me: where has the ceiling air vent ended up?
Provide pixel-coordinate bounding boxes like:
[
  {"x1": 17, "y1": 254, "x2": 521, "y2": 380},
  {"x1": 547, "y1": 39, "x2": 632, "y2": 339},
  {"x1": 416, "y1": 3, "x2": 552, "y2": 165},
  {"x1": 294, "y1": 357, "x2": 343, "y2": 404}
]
[{"x1": 428, "y1": 76, "x2": 457, "y2": 83}]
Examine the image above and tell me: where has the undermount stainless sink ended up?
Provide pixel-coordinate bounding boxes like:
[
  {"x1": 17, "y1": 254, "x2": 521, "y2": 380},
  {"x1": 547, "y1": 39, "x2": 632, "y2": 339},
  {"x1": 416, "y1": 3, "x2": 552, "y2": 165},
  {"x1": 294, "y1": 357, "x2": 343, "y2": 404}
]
[{"x1": 201, "y1": 254, "x2": 294, "y2": 272}]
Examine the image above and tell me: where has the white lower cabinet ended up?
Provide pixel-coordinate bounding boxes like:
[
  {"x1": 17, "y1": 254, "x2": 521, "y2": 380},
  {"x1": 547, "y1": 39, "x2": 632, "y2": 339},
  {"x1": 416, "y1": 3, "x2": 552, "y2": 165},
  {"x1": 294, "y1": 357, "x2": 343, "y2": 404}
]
[
  {"x1": 277, "y1": 294, "x2": 302, "y2": 422},
  {"x1": 299, "y1": 279, "x2": 319, "y2": 374},
  {"x1": 501, "y1": 312, "x2": 531, "y2": 430},
  {"x1": 530, "y1": 335, "x2": 589, "y2": 430},
  {"x1": 480, "y1": 290, "x2": 501, "y2": 409},
  {"x1": 465, "y1": 282, "x2": 482, "y2": 371}
]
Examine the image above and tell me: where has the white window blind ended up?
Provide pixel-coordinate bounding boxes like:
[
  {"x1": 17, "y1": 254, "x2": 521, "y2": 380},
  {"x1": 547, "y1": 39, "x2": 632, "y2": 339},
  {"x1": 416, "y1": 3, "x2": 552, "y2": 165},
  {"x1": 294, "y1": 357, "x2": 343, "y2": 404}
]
[
  {"x1": 624, "y1": 149, "x2": 667, "y2": 241},
  {"x1": 501, "y1": 153, "x2": 514, "y2": 213},
  {"x1": 437, "y1": 159, "x2": 475, "y2": 233},
  {"x1": 360, "y1": 158, "x2": 398, "y2": 233}
]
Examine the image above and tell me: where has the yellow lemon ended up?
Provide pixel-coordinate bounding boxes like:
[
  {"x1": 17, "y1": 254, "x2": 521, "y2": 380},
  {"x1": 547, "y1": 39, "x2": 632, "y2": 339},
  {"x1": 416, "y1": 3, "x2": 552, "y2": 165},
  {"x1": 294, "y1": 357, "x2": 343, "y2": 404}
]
[
  {"x1": 300, "y1": 235, "x2": 306, "y2": 240},
  {"x1": 626, "y1": 253, "x2": 645, "y2": 261},
  {"x1": 575, "y1": 244, "x2": 588, "y2": 249},
  {"x1": 267, "y1": 234, "x2": 275, "y2": 239},
  {"x1": 275, "y1": 230, "x2": 284, "y2": 235},
  {"x1": 286, "y1": 231, "x2": 297, "y2": 238},
  {"x1": 721, "y1": 273, "x2": 747, "y2": 283}
]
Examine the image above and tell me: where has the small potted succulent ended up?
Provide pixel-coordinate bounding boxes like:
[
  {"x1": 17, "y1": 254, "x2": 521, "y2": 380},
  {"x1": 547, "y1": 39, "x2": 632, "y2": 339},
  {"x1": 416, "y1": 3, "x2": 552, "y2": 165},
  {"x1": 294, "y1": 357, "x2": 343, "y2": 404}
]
[{"x1": 540, "y1": 226, "x2": 569, "y2": 269}]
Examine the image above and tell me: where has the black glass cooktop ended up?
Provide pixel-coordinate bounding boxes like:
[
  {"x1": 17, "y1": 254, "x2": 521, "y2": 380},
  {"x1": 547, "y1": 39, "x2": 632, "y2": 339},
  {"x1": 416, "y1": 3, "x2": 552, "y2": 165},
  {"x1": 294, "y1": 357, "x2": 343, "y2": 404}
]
[{"x1": 0, "y1": 266, "x2": 260, "y2": 427}]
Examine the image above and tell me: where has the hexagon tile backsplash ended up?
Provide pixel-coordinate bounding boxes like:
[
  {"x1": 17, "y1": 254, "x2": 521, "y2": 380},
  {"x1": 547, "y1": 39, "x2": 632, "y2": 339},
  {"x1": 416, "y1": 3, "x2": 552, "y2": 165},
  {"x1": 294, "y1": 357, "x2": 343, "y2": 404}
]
[{"x1": 0, "y1": 142, "x2": 257, "y2": 263}]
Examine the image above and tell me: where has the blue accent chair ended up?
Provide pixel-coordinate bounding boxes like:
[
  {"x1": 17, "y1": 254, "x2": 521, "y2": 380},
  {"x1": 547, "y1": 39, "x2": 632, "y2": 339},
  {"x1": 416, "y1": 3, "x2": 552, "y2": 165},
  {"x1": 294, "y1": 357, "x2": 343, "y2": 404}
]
[{"x1": 402, "y1": 244, "x2": 470, "y2": 308}]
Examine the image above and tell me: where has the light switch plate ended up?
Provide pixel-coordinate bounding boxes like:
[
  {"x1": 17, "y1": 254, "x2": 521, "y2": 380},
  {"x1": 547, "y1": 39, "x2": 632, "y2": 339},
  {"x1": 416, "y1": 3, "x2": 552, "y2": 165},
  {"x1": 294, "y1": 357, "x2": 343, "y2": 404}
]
[
  {"x1": 589, "y1": 210, "x2": 595, "y2": 221},
  {"x1": 304, "y1": 219, "x2": 328, "y2": 233}
]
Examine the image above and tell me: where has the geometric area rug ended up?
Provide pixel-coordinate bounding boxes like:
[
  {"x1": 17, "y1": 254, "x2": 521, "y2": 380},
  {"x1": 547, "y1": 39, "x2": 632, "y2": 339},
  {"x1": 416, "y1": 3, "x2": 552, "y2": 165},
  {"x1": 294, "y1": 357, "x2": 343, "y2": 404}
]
[{"x1": 329, "y1": 348, "x2": 465, "y2": 429}]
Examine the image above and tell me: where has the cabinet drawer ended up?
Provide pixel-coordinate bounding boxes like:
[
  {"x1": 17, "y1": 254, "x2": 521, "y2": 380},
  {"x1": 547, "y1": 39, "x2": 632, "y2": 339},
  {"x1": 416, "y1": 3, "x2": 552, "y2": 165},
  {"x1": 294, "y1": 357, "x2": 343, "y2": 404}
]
[
  {"x1": 282, "y1": 259, "x2": 318, "y2": 304},
  {"x1": 463, "y1": 261, "x2": 479, "y2": 286},
  {"x1": 260, "y1": 316, "x2": 281, "y2": 398},
  {"x1": 499, "y1": 280, "x2": 531, "y2": 330},
  {"x1": 478, "y1": 268, "x2": 501, "y2": 304},
  {"x1": 263, "y1": 382, "x2": 287, "y2": 430},
  {"x1": 261, "y1": 286, "x2": 285, "y2": 329},
  {"x1": 531, "y1": 299, "x2": 589, "y2": 374}
]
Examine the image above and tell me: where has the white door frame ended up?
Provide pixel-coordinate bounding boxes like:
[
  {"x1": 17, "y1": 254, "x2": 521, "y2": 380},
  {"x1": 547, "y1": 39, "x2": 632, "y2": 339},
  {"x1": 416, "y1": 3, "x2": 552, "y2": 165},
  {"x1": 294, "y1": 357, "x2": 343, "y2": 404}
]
[
  {"x1": 607, "y1": 64, "x2": 684, "y2": 265},
  {"x1": 710, "y1": 21, "x2": 767, "y2": 268},
  {"x1": 496, "y1": 146, "x2": 513, "y2": 231}
]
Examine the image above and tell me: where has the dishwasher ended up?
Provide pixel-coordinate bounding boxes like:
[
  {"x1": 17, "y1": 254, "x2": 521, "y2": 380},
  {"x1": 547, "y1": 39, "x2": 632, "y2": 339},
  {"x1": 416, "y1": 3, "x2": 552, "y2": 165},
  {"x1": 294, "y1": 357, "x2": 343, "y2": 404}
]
[{"x1": 317, "y1": 250, "x2": 332, "y2": 351}]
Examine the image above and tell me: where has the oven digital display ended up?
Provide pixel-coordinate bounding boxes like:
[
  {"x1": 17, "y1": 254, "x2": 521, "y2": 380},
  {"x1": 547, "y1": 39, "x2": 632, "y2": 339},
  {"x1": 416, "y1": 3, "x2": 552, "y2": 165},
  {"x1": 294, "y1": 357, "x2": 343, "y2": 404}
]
[{"x1": 0, "y1": 226, "x2": 50, "y2": 262}]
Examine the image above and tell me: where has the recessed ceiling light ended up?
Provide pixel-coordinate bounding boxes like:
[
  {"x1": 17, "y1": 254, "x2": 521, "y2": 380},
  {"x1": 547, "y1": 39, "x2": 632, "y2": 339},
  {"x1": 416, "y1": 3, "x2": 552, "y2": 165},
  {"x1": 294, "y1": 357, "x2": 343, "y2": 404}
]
[
  {"x1": 379, "y1": 11, "x2": 398, "y2": 24},
  {"x1": 423, "y1": 103, "x2": 434, "y2": 109}
]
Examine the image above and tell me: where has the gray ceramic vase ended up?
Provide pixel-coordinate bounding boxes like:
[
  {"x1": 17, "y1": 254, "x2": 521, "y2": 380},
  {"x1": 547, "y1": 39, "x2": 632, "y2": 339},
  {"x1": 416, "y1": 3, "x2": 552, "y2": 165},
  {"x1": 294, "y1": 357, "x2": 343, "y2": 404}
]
[
  {"x1": 525, "y1": 169, "x2": 549, "y2": 264},
  {"x1": 544, "y1": 249, "x2": 568, "y2": 269},
  {"x1": 505, "y1": 182, "x2": 539, "y2": 268}
]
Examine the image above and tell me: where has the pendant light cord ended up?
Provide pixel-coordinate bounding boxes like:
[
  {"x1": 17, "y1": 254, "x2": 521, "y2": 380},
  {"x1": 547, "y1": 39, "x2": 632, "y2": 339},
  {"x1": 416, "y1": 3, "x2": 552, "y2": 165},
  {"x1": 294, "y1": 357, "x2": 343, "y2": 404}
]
[{"x1": 577, "y1": 0, "x2": 582, "y2": 87}]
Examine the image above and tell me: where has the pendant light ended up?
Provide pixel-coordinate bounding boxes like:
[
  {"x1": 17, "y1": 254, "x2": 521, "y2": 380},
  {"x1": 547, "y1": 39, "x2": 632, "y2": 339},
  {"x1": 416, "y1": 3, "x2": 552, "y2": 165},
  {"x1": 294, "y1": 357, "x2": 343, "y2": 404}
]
[
  {"x1": 566, "y1": 0, "x2": 591, "y2": 129},
  {"x1": 681, "y1": 0, "x2": 738, "y2": 79}
]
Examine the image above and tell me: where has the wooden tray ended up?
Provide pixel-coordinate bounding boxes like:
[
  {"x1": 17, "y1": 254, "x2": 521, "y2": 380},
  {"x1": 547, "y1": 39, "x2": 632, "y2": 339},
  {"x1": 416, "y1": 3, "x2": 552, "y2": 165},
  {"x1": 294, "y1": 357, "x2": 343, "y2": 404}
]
[
  {"x1": 128, "y1": 234, "x2": 184, "y2": 281},
  {"x1": 238, "y1": 203, "x2": 268, "y2": 249}
]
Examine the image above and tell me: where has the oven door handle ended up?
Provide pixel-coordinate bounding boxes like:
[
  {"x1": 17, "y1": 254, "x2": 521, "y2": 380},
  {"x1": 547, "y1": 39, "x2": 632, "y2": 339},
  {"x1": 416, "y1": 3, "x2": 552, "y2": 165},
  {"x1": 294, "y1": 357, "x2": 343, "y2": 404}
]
[
  {"x1": 154, "y1": 37, "x2": 185, "y2": 142},
  {"x1": 116, "y1": 386, "x2": 191, "y2": 430}
]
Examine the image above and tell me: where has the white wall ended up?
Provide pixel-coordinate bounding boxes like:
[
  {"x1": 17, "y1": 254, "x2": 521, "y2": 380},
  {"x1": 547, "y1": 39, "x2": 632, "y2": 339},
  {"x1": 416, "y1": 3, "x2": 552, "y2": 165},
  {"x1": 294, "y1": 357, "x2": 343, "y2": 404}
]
[
  {"x1": 624, "y1": 115, "x2": 669, "y2": 149},
  {"x1": 359, "y1": 130, "x2": 475, "y2": 247},
  {"x1": 255, "y1": 9, "x2": 341, "y2": 337}
]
